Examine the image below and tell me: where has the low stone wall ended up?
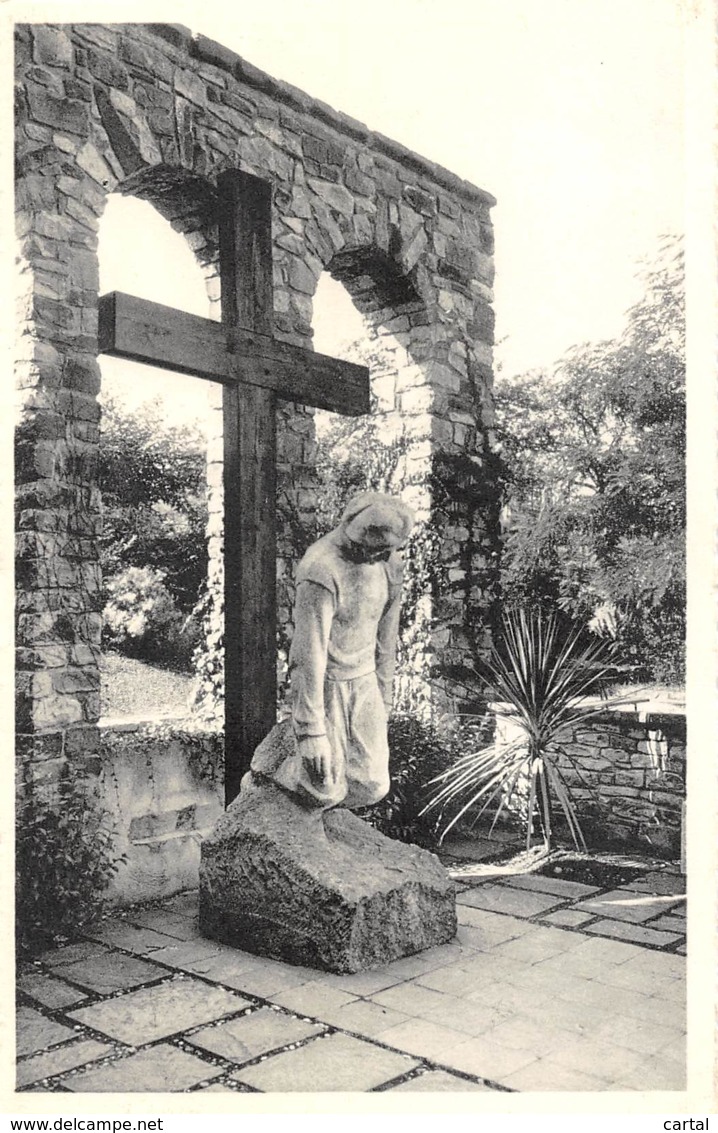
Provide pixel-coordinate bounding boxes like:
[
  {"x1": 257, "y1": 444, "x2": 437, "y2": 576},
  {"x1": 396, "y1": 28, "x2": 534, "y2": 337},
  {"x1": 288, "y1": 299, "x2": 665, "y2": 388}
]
[
  {"x1": 99, "y1": 719, "x2": 223, "y2": 904},
  {"x1": 97, "y1": 699, "x2": 686, "y2": 910},
  {"x1": 551, "y1": 707, "x2": 686, "y2": 857},
  {"x1": 494, "y1": 703, "x2": 686, "y2": 858}
]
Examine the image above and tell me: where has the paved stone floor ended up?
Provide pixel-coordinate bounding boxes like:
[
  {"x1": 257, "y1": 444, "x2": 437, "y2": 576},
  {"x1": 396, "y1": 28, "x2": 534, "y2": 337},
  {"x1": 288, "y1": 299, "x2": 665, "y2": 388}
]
[{"x1": 16, "y1": 863, "x2": 686, "y2": 1094}]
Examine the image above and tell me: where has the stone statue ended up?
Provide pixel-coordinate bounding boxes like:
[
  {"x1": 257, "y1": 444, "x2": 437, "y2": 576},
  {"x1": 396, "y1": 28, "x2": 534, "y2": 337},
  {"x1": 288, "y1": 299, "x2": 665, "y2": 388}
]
[
  {"x1": 252, "y1": 491, "x2": 415, "y2": 810},
  {"x1": 200, "y1": 491, "x2": 457, "y2": 972}
]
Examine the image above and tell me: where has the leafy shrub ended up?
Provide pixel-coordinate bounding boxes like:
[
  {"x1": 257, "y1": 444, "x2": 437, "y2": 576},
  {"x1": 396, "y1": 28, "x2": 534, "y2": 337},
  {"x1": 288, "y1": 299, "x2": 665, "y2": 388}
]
[
  {"x1": 16, "y1": 778, "x2": 124, "y2": 954},
  {"x1": 103, "y1": 565, "x2": 199, "y2": 672},
  {"x1": 358, "y1": 714, "x2": 490, "y2": 848}
]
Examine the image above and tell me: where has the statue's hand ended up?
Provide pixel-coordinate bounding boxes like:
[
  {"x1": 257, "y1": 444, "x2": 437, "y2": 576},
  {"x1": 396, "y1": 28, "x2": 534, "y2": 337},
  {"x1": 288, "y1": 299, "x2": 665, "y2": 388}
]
[{"x1": 298, "y1": 734, "x2": 339, "y2": 785}]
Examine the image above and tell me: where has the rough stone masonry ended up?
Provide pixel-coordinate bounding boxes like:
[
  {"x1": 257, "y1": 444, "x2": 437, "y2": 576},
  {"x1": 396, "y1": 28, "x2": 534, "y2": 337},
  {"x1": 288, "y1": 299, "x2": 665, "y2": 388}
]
[{"x1": 15, "y1": 23, "x2": 497, "y2": 797}]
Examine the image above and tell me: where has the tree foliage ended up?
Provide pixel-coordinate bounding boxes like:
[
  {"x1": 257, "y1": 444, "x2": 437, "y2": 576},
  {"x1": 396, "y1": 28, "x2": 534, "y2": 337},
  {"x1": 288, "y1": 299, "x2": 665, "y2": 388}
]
[
  {"x1": 494, "y1": 236, "x2": 685, "y2": 683},
  {"x1": 99, "y1": 394, "x2": 208, "y2": 669}
]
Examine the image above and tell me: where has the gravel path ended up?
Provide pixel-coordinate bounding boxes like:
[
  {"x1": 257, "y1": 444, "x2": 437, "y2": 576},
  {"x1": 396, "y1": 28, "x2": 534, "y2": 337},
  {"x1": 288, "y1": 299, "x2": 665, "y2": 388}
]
[{"x1": 100, "y1": 652, "x2": 194, "y2": 720}]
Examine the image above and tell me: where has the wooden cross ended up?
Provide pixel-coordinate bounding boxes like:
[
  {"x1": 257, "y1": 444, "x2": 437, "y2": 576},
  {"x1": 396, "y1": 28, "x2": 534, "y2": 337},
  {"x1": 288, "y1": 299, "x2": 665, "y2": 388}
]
[{"x1": 98, "y1": 170, "x2": 370, "y2": 805}]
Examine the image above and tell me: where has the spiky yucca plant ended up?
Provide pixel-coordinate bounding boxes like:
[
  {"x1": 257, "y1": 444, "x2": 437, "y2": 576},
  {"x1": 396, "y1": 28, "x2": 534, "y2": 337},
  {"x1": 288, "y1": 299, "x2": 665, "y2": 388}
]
[{"x1": 423, "y1": 608, "x2": 618, "y2": 851}]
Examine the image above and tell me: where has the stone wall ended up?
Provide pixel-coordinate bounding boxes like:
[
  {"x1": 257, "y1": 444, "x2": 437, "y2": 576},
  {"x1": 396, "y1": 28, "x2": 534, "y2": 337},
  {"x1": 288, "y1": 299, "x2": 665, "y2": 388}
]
[
  {"x1": 15, "y1": 22, "x2": 497, "y2": 793},
  {"x1": 494, "y1": 705, "x2": 686, "y2": 858},
  {"x1": 551, "y1": 707, "x2": 686, "y2": 858},
  {"x1": 99, "y1": 721, "x2": 223, "y2": 904},
  {"x1": 101, "y1": 705, "x2": 686, "y2": 908}
]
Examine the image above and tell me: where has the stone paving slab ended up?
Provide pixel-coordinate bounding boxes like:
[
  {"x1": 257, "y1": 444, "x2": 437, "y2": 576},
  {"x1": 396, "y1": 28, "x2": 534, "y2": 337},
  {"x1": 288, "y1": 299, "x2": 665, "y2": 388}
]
[
  {"x1": 455, "y1": 906, "x2": 538, "y2": 940},
  {"x1": 582, "y1": 918, "x2": 683, "y2": 948},
  {"x1": 457, "y1": 946, "x2": 534, "y2": 980},
  {"x1": 501, "y1": 1059, "x2": 610, "y2": 1092},
  {"x1": 650, "y1": 1034, "x2": 686, "y2": 1064},
  {"x1": 467, "y1": 979, "x2": 554, "y2": 1017},
  {"x1": 536, "y1": 1036, "x2": 649, "y2": 1084},
  {"x1": 420, "y1": 997, "x2": 508, "y2": 1037},
  {"x1": 605, "y1": 993, "x2": 685, "y2": 1030},
  {"x1": 230, "y1": 1032, "x2": 418, "y2": 1092},
  {"x1": 558, "y1": 980, "x2": 677, "y2": 1028},
  {"x1": 620, "y1": 949, "x2": 685, "y2": 980},
  {"x1": 457, "y1": 884, "x2": 566, "y2": 918},
  {"x1": 83, "y1": 921, "x2": 180, "y2": 954},
  {"x1": 555, "y1": 975, "x2": 631, "y2": 1011},
  {"x1": 440, "y1": 1033, "x2": 540, "y2": 1083},
  {"x1": 64, "y1": 1044, "x2": 223, "y2": 1093},
  {"x1": 592, "y1": 1013, "x2": 686, "y2": 1057},
  {"x1": 232, "y1": 954, "x2": 326, "y2": 983},
  {"x1": 68, "y1": 977, "x2": 251, "y2": 1045},
  {"x1": 573, "y1": 889, "x2": 685, "y2": 923},
  {"x1": 615, "y1": 1054, "x2": 685, "y2": 1091},
  {"x1": 145, "y1": 941, "x2": 279, "y2": 992},
  {"x1": 205, "y1": 963, "x2": 317, "y2": 1000},
  {"x1": 532, "y1": 944, "x2": 640, "y2": 983},
  {"x1": 371, "y1": 980, "x2": 451, "y2": 1018},
  {"x1": 518, "y1": 951, "x2": 641, "y2": 990},
  {"x1": 186, "y1": 1007, "x2": 325, "y2": 1064},
  {"x1": 303, "y1": 998, "x2": 411, "y2": 1038},
  {"x1": 18, "y1": 972, "x2": 89, "y2": 1010},
  {"x1": 269, "y1": 981, "x2": 358, "y2": 1017},
  {"x1": 16, "y1": 1007, "x2": 76, "y2": 1058},
  {"x1": 148, "y1": 938, "x2": 242, "y2": 971},
  {"x1": 501, "y1": 875, "x2": 601, "y2": 899},
  {"x1": 518, "y1": 996, "x2": 619, "y2": 1039},
  {"x1": 412, "y1": 962, "x2": 499, "y2": 998},
  {"x1": 541, "y1": 908, "x2": 596, "y2": 928},
  {"x1": 492, "y1": 925, "x2": 585, "y2": 963},
  {"x1": 421, "y1": 951, "x2": 527, "y2": 994},
  {"x1": 560, "y1": 934, "x2": 645, "y2": 965},
  {"x1": 122, "y1": 908, "x2": 203, "y2": 940},
  {"x1": 321, "y1": 967, "x2": 404, "y2": 995},
  {"x1": 650, "y1": 913, "x2": 687, "y2": 932},
  {"x1": 628, "y1": 872, "x2": 686, "y2": 896},
  {"x1": 475, "y1": 1013, "x2": 575, "y2": 1058},
  {"x1": 17, "y1": 1039, "x2": 112, "y2": 1088},
  {"x1": 55, "y1": 952, "x2": 167, "y2": 996},
  {"x1": 38, "y1": 941, "x2": 109, "y2": 968},
  {"x1": 505, "y1": 965, "x2": 610, "y2": 1007},
  {"x1": 164, "y1": 892, "x2": 199, "y2": 915},
  {"x1": 390, "y1": 940, "x2": 468, "y2": 973},
  {"x1": 387, "y1": 1069, "x2": 495, "y2": 1092},
  {"x1": 374, "y1": 1017, "x2": 478, "y2": 1064},
  {"x1": 453, "y1": 924, "x2": 515, "y2": 954}
]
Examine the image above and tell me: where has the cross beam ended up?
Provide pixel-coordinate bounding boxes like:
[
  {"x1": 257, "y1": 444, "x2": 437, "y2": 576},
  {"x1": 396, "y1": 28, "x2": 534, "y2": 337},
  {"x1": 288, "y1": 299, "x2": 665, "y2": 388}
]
[
  {"x1": 97, "y1": 292, "x2": 369, "y2": 414},
  {"x1": 98, "y1": 170, "x2": 370, "y2": 804}
]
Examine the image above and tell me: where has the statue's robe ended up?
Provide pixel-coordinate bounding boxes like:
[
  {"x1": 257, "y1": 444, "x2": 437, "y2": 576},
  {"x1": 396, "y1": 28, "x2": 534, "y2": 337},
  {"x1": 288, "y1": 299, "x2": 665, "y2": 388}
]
[{"x1": 261, "y1": 529, "x2": 404, "y2": 808}]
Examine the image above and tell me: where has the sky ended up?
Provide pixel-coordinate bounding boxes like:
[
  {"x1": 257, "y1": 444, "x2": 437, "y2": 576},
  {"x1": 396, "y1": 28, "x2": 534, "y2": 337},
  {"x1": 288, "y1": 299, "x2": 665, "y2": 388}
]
[{"x1": 92, "y1": 0, "x2": 687, "y2": 389}]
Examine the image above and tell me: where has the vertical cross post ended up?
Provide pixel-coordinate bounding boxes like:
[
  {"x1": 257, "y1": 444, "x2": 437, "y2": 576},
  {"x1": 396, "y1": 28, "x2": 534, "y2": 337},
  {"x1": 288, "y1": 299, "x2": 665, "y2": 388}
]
[
  {"x1": 99, "y1": 168, "x2": 368, "y2": 809},
  {"x1": 218, "y1": 171, "x2": 277, "y2": 805}
]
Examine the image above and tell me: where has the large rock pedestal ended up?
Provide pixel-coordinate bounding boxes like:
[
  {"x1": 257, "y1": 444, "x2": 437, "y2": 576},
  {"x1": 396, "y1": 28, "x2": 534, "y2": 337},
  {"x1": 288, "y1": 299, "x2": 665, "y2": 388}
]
[{"x1": 199, "y1": 773, "x2": 457, "y2": 973}]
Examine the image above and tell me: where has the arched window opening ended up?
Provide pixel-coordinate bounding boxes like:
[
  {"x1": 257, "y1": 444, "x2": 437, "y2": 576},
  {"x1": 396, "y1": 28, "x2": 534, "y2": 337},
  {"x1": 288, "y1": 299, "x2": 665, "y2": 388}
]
[
  {"x1": 98, "y1": 194, "x2": 216, "y2": 725},
  {"x1": 311, "y1": 260, "x2": 434, "y2": 717},
  {"x1": 312, "y1": 263, "x2": 429, "y2": 512},
  {"x1": 312, "y1": 269, "x2": 407, "y2": 512}
]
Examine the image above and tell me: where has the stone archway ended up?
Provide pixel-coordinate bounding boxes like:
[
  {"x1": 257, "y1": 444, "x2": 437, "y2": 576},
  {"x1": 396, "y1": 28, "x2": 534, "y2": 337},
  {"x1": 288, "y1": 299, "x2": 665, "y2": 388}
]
[{"x1": 15, "y1": 21, "x2": 497, "y2": 798}]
